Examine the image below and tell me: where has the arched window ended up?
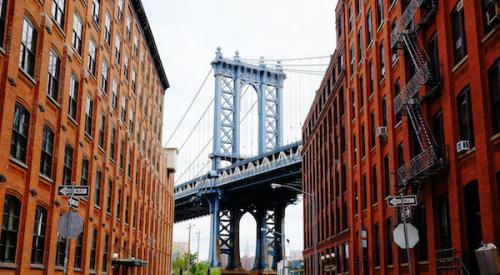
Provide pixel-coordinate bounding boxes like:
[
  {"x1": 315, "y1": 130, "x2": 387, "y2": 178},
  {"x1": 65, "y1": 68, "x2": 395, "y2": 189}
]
[
  {"x1": 10, "y1": 102, "x2": 30, "y2": 163},
  {"x1": 0, "y1": 195, "x2": 21, "y2": 263},
  {"x1": 31, "y1": 206, "x2": 47, "y2": 264},
  {"x1": 19, "y1": 17, "x2": 38, "y2": 77}
]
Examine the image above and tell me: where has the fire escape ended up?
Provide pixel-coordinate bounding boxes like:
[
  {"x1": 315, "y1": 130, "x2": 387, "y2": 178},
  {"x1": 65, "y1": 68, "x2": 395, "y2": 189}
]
[{"x1": 391, "y1": 0, "x2": 443, "y2": 186}]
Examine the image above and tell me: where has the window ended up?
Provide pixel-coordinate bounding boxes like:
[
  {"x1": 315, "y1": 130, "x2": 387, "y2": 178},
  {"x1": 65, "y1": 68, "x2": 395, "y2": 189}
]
[
  {"x1": 63, "y1": 145, "x2": 73, "y2": 185},
  {"x1": 47, "y1": 50, "x2": 61, "y2": 101},
  {"x1": 51, "y1": 0, "x2": 65, "y2": 27},
  {"x1": 81, "y1": 158, "x2": 89, "y2": 185},
  {"x1": 350, "y1": 44, "x2": 355, "y2": 76},
  {"x1": 112, "y1": 80, "x2": 118, "y2": 109},
  {"x1": 457, "y1": 87, "x2": 474, "y2": 147},
  {"x1": 433, "y1": 110, "x2": 445, "y2": 159},
  {"x1": 394, "y1": 79, "x2": 402, "y2": 123},
  {"x1": 367, "y1": 10, "x2": 373, "y2": 45},
  {"x1": 74, "y1": 232, "x2": 83, "y2": 268},
  {"x1": 40, "y1": 126, "x2": 54, "y2": 178},
  {"x1": 116, "y1": 188, "x2": 122, "y2": 219},
  {"x1": 358, "y1": 77, "x2": 364, "y2": 108},
  {"x1": 133, "y1": 35, "x2": 139, "y2": 56},
  {"x1": 376, "y1": 0, "x2": 384, "y2": 26},
  {"x1": 55, "y1": 233, "x2": 66, "y2": 267},
  {"x1": 451, "y1": 1, "x2": 467, "y2": 64},
  {"x1": 104, "y1": 13, "x2": 111, "y2": 45},
  {"x1": 102, "y1": 233, "x2": 109, "y2": 272},
  {"x1": 124, "y1": 54, "x2": 129, "y2": 79},
  {"x1": 437, "y1": 194, "x2": 452, "y2": 248},
  {"x1": 397, "y1": 143, "x2": 404, "y2": 169},
  {"x1": 121, "y1": 96, "x2": 127, "y2": 122},
  {"x1": 72, "y1": 13, "x2": 83, "y2": 54},
  {"x1": 369, "y1": 61, "x2": 374, "y2": 95},
  {"x1": 0, "y1": 0, "x2": 8, "y2": 46},
  {"x1": 372, "y1": 165, "x2": 378, "y2": 204},
  {"x1": 110, "y1": 127, "x2": 116, "y2": 160},
  {"x1": 489, "y1": 60, "x2": 500, "y2": 135},
  {"x1": 484, "y1": 0, "x2": 498, "y2": 32},
  {"x1": 370, "y1": 112, "x2": 376, "y2": 148},
  {"x1": 129, "y1": 109, "x2": 134, "y2": 133},
  {"x1": 348, "y1": 5, "x2": 353, "y2": 32},
  {"x1": 90, "y1": 228, "x2": 97, "y2": 270},
  {"x1": 100, "y1": 62, "x2": 109, "y2": 93},
  {"x1": 0, "y1": 195, "x2": 20, "y2": 263},
  {"x1": 379, "y1": 42, "x2": 385, "y2": 78},
  {"x1": 357, "y1": 28, "x2": 363, "y2": 62},
  {"x1": 31, "y1": 206, "x2": 47, "y2": 264},
  {"x1": 95, "y1": 170, "x2": 102, "y2": 207},
  {"x1": 106, "y1": 179, "x2": 112, "y2": 213},
  {"x1": 428, "y1": 33, "x2": 440, "y2": 81},
  {"x1": 19, "y1": 18, "x2": 37, "y2": 77},
  {"x1": 125, "y1": 195, "x2": 129, "y2": 223},
  {"x1": 374, "y1": 223, "x2": 380, "y2": 266},
  {"x1": 415, "y1": 204, "x2": 429, "y2": 261},
  {"x1": 119, "y1": 140, "x2": 125, "y2": 170},
  {"x1": 361, "y1": 125, "x2": 366, "y2": 157},
  {"x1": 88, "y1": 40, "x2": 97, "y2": 75},
  {"x1": 382, "y1": 97, "x2": 387, "y2": 126},
  {"x1": 117, "y1": 0, "x2": 123, "y2": 21},
  {"x1": 10, "y1": 103, "x2": 30, "y2": 163},
  {"x1": 131, "y1": 71, "x2": 137, "y2": 93},
  {"x1": 126, "y1": 17, "x2": 131, "y2": 40},
  {"x1": 85, "y1": 96, "x2": 93, "y2": 136},
  {"x1": 91, "y1": 0, "x2": 100, "y2": 24},
  {"x1": 362, "y1": 174, "x2": 367, "y2": 210},
  {"x1": 68, "y1": 76, "x2": 79, "y2": 120},
  {"x1": 98, "y1": 114, "x2": 106, "y2": 148},
  {"x1": 385, "y1": 218, "x2": 393, "y2": 264},
  {"x1": 383, "y1": 155, "x2": 390, "y2": 196},
  {"x1": 115, "y1": 35, "x2": 121, "y2": 64}
]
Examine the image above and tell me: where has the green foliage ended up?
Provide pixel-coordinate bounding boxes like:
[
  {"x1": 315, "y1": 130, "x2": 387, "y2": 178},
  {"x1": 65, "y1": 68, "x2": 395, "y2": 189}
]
[{"x1": 172, "y1": 253, "x2": 215, "y2": 275}]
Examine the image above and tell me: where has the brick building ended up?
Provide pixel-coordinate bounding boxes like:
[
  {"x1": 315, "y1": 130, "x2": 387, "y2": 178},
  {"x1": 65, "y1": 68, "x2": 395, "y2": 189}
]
[
  {"x1": 0, "y1": 0, "x2": 175, "y2": 274},
  {"x1": 302, "y1": 0, "x2": 499, "y2": 274}
]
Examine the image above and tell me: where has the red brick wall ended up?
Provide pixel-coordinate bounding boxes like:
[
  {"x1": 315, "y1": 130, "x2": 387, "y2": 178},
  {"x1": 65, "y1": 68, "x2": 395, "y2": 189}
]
[
  {"x1": 302, "y1": 0, "x2": 499, "y2": 274},
  {"x1": 0, "y1": 0, "x2": 174, "y2": 274}
]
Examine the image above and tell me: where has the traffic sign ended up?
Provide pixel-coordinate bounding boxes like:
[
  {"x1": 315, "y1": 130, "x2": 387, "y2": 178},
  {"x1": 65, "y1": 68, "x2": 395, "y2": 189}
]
[
  {"x1": 57, "y1": 211, "x2": 84, "y2": 239},
  {"x1": 58, "y1": 185, "x2": 89, "y2": 197},
  {"x1": 68, "y1": 197, "x2": 79, "y2": 208},
  {"x1": 386, "y1": 195, "x2": 417, "y2": 207},
  {"x1": 393, "y1": 223, "x2": 419, "y2": 249}
]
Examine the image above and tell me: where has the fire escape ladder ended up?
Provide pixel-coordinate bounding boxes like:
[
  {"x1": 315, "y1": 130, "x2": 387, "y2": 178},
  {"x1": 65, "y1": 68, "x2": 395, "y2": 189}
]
[{"x1": 406, "y1": 100, "x2": 435, "y2": 151}]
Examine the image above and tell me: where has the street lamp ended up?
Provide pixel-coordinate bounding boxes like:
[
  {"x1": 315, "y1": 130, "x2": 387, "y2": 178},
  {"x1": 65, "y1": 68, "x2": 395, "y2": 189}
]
[{"x1": 271, "y1": 183, "x2": 318, "y2": 275}]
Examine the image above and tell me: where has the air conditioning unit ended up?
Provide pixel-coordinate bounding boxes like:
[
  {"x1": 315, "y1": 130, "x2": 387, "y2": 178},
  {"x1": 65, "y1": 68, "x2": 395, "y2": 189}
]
[
  {"x1": 486, "y1": 0, "x2": 500, "y2": 27},
  {"x1": 456, "y1": 140, "x2": 470, "y2": 153},
  {"x1": 376, "y1": 126, "x2": 388, "y2": 138}
]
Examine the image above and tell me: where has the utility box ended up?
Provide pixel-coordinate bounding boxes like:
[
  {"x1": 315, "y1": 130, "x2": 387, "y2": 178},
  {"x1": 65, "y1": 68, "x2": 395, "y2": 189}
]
[{"x1": 475, "y1": 243, "x2": 500, "y2": 274}]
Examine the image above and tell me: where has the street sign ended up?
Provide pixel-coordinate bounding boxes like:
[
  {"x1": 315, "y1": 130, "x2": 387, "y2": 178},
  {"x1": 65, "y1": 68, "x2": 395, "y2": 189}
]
[
  {"x1": 58, "y1": 185, "x2": 89, "y2": 197},
  {"x1": 386, "y1": 195, "x2": 417, "y2": 207},
  {"x1": 68, "y1": 197, "x2": 79, "y2": 208},
  {"x1": 393, "y1": 223, "x2": 419, "y2": 249},
  {"x1": 57, "y1": 211, "x2": 84, "y2": 239}
]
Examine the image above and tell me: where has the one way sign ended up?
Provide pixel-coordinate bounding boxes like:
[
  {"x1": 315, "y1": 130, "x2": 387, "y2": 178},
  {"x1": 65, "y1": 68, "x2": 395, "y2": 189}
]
[
  {"x1": 58, "y1": 185, "x2": 89, "y2": 197},
  {"x1": 386, "y1": 195, "x2": 417, "y2": 207}
]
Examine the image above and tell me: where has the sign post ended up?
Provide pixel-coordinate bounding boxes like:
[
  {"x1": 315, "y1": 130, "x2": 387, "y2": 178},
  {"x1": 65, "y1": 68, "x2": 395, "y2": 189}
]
[
  {"x1": 57, "y1": 184, "x2": 88, "y2": 275},
  {"x1": 400, "y1": 192, "x2": 412, "y2": 275}
]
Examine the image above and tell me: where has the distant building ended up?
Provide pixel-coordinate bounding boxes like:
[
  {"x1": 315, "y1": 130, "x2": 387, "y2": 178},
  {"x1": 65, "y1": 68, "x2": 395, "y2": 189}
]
[
  {"x1": 172, "y1": 242, "x2": 189, "y2": 260},
  {"x1": 302, "y1": 0, "x2": 499, "y2": 274}
]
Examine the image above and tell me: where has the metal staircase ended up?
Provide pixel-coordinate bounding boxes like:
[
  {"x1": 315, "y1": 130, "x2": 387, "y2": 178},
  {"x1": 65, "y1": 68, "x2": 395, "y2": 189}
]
[{"x1": 392, "y1": 0, "x2": 444, "y2": 186}]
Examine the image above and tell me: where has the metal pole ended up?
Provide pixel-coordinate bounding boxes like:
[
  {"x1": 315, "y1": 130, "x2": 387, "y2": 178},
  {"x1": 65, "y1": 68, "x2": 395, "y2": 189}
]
[
  {"x1": 63, "y1": 185, "x2": 74, "y2": 275},
  {"x1": 312, "y1": 194, "x2": 318, "y2": 275},
  {"x1": 360, "y1": 219, "x2": 364, "y2": 275},
  {"x1": 400, "y1": 191, "x2": 413, "y2": 275},
  {"x1": 187, "y1": 223, "x2": 194, "y2": 273},
  {"x1": 196, "y1": 231, "x2": 201, "y2": 263}
]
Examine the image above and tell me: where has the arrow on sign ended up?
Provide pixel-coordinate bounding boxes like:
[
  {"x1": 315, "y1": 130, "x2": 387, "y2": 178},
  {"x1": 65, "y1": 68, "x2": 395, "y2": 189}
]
[
  {"x1": 386, "y1": 195, "x2": 417, "y2": 207},
  {"x1": 68, "y1": 197, "x2": 79, "y2": 208},
  {"x1": 58, "y1": 185, "x2": 89, "y2": 197}
]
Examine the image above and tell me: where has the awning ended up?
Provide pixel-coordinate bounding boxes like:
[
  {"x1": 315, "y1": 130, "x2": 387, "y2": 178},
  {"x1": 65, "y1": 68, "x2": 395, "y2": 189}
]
[{"x1": 112, "y1": 258, "x2": 148, "y2": 267}]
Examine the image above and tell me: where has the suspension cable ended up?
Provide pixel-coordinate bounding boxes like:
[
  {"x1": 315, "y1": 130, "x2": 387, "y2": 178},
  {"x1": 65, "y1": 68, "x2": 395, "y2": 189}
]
[
  {"x1": 164, "y1": 68, "x2": 213, "y2": 147},
  {"x1": 175, "y1": 137, "x2": 212, "y2": 184}
]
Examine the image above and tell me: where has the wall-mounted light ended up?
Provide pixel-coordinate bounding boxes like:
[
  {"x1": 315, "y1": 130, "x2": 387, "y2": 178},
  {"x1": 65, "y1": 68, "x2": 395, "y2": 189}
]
[{"x1": 0, "y1": 174, "x2": 6, "y2": 182}]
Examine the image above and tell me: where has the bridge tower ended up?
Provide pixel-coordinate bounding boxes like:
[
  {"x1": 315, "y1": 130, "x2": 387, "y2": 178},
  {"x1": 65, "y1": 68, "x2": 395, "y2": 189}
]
[{"x1": 210, "y1": 47, "x2": 286, "y2": 172}]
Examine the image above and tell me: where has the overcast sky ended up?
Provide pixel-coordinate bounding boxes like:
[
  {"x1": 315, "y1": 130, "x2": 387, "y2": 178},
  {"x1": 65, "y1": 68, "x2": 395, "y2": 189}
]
[{"x1": 142, "y1": 0, "x2": 337, "y2": 262}]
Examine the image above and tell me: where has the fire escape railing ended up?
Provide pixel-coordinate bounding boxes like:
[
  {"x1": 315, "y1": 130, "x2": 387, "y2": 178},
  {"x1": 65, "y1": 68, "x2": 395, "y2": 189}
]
[{"x1": 392, "y1": 0, "x2": 442, "y2": 186}]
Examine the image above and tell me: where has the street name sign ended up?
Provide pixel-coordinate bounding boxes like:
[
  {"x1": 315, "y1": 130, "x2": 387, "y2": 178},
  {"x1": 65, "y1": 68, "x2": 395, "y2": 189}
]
[
  {"x1": 68, "y1": 197, "x2": 79, "y2": 208},
  {"x1": 58, "y1": 185, "x2": 89, "y2": 197},
  {"x1": 393, "y1": 223, "x2": 419, "y2": 249},
  {"x1": 386, "y1": 195, "x2": 417, "y2": 207}
]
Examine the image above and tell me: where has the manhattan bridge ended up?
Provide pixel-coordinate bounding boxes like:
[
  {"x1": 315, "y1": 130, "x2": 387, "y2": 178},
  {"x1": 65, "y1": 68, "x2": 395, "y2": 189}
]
[{"x1": 167, "y1": 47, "x2": 329, "y2": 273}]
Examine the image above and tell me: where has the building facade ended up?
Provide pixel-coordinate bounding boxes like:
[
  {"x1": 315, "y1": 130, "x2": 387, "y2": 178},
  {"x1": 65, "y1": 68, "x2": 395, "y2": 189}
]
[
  {"x1": 0, "y1": 0, "x2": 175, "y2": 274},
  {"x1": 302, "y1": 0, "x2": 499, "y2": 274}
]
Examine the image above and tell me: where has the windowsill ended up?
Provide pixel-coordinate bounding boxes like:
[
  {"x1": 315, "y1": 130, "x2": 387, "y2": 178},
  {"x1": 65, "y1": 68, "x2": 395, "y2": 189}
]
[
  {"x1": 388, "y1": 1, "x2": 396, "y2": 12},
  {"x1": 387, "y1": 264, "x2": 394, "y2": 268},
  {"x1": 367, "y1": 41, "x2": 374, "y2": 51},
  {"x1": 94, "y1": 205, "x2": 101, "y2": 210},
  {"x1": 395, "y1": 120, "x2": 403, "y2": 129},
  {"x1": 452, "y1": 55, "x2": 468, "y2": 73},
  {"x1": 368, "y1": 92, "x2": 375, "y2": 101},
  {"x1": 39, "y1": 174, "x2": 53, "y2": 183},
  {"x1": 490, "y1": 132, "x2": 500, "y2": 142},
  {"x1": 30, "y1": 263, "x2": 45, "y2": 269},
  {"x1": 418, "y1": 260, "x2": 430, "y2": 265},
  {"x1": 19, "y1": 68, "x2": 37, "y2": 86},
  {"x1": 377, "y1": 21, "x2": 385, "y2": 33},
  {"x1": 51, "y1": 19, "x2": 66, "y2": 38},
  {"x1": 374, "y1": 265, "x2": 381, "y2": 269},
  {"x1": 47, "y1": 96, "x2": 61, "y2": 109},
  {"x1": 74, "y1": 268, "x2": 83, "y2": 272},
  {"x1": 68, "y1": 116, "x2": 78, "y2": 126},
  {"x1": 55, "y1": 266, "x2": 64, "y2": 271},
  {"x1": 89, "y1": 269, "x2": 96, "y2": 274},
  {"x1": 84, "y1": 132, "x2": 93, "y2": 142},
  {"x1": 10, "y1": 157, "x2": 28, "y2": 170},
  {"x1": 98, "y1": 146, "x2": 105, "y2": 154},
  {"x1": 458, "y1": 147, "x2": 476, "y2": 159},
  {"x1": 0, "y1": 46, "x2": 6, "y2": 55},
  {"x1": 482, "y1": 28, "x2": 498, "y2": 44},
  {"x1": 0, "y1": 262, "x2": 17, "y2": 269},
  {"x1": 391, "y1": 57, "x2": 400, "y2": 68}
]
